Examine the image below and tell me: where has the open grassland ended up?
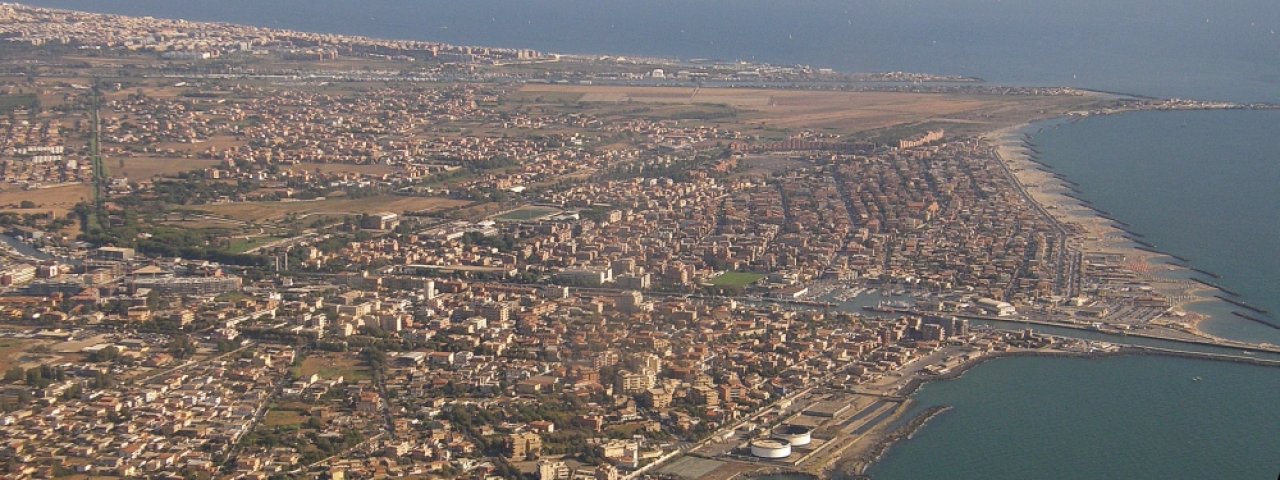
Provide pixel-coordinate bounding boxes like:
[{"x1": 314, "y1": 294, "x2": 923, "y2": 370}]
[
  {"x1": 293, "y1": 352, "x2": 372, "y2": 382},
  {"x1": 519, "y1": 84, "x2": 1103, "y2": 135},
  {"x1": 197, "y1": 194, "x2": 471, "y2": 223},
  {"x1": 0, "y1": 93, "x2": 38, "y2": 113},
  {"x1": 227, "y1": 236, "x2": 285, "y2": 254},
  {"x1": 0, "y1": 338, "x2": 74, "y2": 372},
  {"x1": 0, "y1": 183, "x2": 91, "y2": 217},
  {"x1": 263, "y1": 408, "x2": 308, "y2": 428},
  {"x1": 107, "y1": 156, "x2": 220, "y2": 180},
  {"x1": 0, "y1": 339, "x2": 38, "y2": 372}
]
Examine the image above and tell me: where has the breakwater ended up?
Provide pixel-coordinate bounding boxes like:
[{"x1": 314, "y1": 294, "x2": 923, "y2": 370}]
[
  {"x1": 1214, "y1": 295, "x2": 1269, "y2": 315},
  {"x1": 1190, "y1": 277, "x2": 1242, "y2": 297},
  {"x1": 850, "y1": 405, "x2": 952, "y2": 477},
  {"x1": 1230, "y1": 311, "x2": 1280, "y2": 331}
]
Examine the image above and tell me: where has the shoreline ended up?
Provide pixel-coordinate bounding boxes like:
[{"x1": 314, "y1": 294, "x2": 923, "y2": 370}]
[
  {"x1": 982, "y1": 119, "x2": 1245, "y2": 343},
  {"x1": 810, "y1": 109, "x2": 1280, "y2": 479},
  {"x1": 830, "y1": 344, "x2": 1280, "y2": 479}
]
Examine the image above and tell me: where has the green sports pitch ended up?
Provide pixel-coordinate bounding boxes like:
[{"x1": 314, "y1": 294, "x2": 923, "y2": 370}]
[{"x1": 708, "y1": 271, "x2": 766, "y2": 287}]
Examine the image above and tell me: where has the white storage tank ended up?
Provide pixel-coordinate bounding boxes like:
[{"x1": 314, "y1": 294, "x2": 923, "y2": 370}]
[
  {"x1": 773, "y1": 425, "x2": 813, "y2": 447},
  {"x1": 750, "y1": 438, "x2": 792, "y2": 459}
]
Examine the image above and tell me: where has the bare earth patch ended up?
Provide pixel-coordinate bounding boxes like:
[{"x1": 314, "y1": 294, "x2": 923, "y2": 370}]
[
  {"x1": 108, "y1": 156, "x2": 221, "y2": 180},
  {"x1": 0, "y1": 184, "x2": 91, "y2": 217},
  {"x1": 520, "y1": 84, "x2": 1100, "y2": 134},
  {"x1": 197, "y1": 195, "x2": 471, "y2": 223}
]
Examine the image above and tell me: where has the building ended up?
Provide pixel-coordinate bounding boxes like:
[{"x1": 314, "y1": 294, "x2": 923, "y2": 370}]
[
  {"x1": 538, "y1": 460, "x2": 570, "y2": 480},
  {"x1": 555, "y1": 268, "x2": 612, "y2": 287},
  {"x1": 897, "y1": 129, "x2": 944, "y2": 149},
  {"x1": 595, "y1": 464, "x2": 619, "y2": 480},
  {"x1": 479, "y1": 302, "x2": 510, "y2": 323},
  {"x1": 507, "y1": 431, "x2": 542, "y2": 460},
  {"x1": 618, "y1": 369, "x2": 655, "y2": 394},
  {"x1": 617, "y1": 290, "x2": 648, "y2": 313},
  {"x1": 0, "y1": 264, "x2": 36, "y2": 286},
  {"x1": 94, "y1": 247, "x2": 136, "y2": 261},
  {"x1": 920, "y1": 323, "x2": 945, "y2": 341},
  {"x1": 976, "y1": 298, "x2": 1016, "y2": 316},
  {"x1": 360, "y1": 212, "x2": 400, "y2": 230},
  {"x1": 643, "y1": 387, "x2": 672, "y2": 409},
  {"x1": 129, "y1": 276, "x2": 243, "y2": 296}
]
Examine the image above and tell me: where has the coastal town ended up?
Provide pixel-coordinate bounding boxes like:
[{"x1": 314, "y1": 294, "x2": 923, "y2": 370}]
[{"x1": 0, "y1": 4, "x2": 1277, "y2": 480}]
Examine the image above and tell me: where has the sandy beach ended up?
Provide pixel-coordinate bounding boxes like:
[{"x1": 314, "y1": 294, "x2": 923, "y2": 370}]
[{"x1": 984, "y1": 123, "x2": 1227, "y2": 341}]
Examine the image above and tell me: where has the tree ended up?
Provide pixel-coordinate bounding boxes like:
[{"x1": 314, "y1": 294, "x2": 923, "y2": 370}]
[
  {"x1": 89, "y1": 346, "x2": 121, "y2": 363},
  {"x1": 169, "y1": 335, "x2": 197, "y2": 359},
  {"x1": 3, "y1": 367, "x2": 23, "y2": 383}
]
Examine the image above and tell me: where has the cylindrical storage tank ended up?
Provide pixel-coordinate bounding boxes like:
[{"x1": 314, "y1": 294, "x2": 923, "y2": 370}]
[
  {"x1": 750, "y1": 438, "x2": 793, "y2": 459},
  {"x1": 773, "y1": 425, "x2": 812, "y2": 447}
]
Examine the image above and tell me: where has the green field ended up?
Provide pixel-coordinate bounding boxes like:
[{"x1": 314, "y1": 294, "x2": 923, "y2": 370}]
[
  {"x1": 0, "y1": 94, "x2": 37, "y2": 113},
  {"x1": 263, "y1": 409, "x2": 307, "y2": 427},
  {"x1": 227, "y1": 236, "x2": 283, "y2": 254},
  {"x1": 708, "y1": 272, "x2": 766, "y2": 287},
  {"x1": 292, "y1": 353, "x2": 372, "y2": 382},
  {"x1": 494, "y1": 206, "x2": 562, "y2": 221}
]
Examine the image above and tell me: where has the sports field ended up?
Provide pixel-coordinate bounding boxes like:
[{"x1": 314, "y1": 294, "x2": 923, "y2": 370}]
[{"x1": 708, "y1": 272, "x2": 766, "y2": 287}]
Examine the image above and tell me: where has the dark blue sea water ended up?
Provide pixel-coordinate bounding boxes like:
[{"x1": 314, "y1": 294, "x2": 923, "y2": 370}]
[
  {"x1": 864, "y1": 356, "x2": 1280, "y2": 480},
  {"x1": 17, "y1": 1, "x2": 1280, "y2": 478}
]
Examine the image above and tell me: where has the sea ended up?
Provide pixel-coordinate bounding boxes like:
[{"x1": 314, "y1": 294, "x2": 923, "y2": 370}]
[
  {"x1": 1030, "y1": 110, "x2": 1280, "y2": 346},
  {"x1": 864, "y1": 356, "x2": 1280, "y2": 480},
  {"x1": 18, "y1": 0, "x2": 1280, "y2": 477}
]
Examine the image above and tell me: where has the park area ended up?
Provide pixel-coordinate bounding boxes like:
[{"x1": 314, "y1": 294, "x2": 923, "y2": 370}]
[
  {"x1": 291, "y1": 352, "x2": 372, "y2": 382},
  {"x1": 708, "y1": 272, "x2": 766, "y2": 287}
]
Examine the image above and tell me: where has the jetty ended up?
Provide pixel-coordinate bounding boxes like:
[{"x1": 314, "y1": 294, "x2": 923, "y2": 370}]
[
  {"x1": 1190, "y1": 277, "x2": 1241, "y2": 297},
  {"x1": 1216, "y1": 295, "x2": 1270, "y2": 315},
  {"x1": 1231, "y1": 311, "x2": 1280, "y2": 330},
  {"x1": 1168, "y1": 262, "x2": 1221, "y2": 279}
]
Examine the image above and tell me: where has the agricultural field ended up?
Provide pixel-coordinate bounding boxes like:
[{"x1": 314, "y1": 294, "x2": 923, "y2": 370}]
[{"x1": 107, "y1": 156, "x2": 221, "y2": 180}]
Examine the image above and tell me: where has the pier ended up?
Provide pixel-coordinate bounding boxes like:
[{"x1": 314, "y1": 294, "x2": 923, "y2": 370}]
[
  {"x1": 1125, "y1": 236, "x2": 1156, "y2": 248},
  {"x1": 865, "y1": 306, "x2": 1280, "y2": 356}
]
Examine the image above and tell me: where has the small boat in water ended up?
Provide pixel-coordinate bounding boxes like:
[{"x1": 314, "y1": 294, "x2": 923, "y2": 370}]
[{"x1": 1192, "y1": 376, "x2": 1202, "y2": 382}]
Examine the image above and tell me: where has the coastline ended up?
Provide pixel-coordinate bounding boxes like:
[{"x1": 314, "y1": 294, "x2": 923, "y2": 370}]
[
  {"x1": 982, "y1": 120, "x2": 1231, "y2": 342},
  {"x1": 829, "y1": 343, "x2": 1280, "y2": 479},
  {"x1": 809, "y1": 108, "x2": 1280, "y2": 480}
]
